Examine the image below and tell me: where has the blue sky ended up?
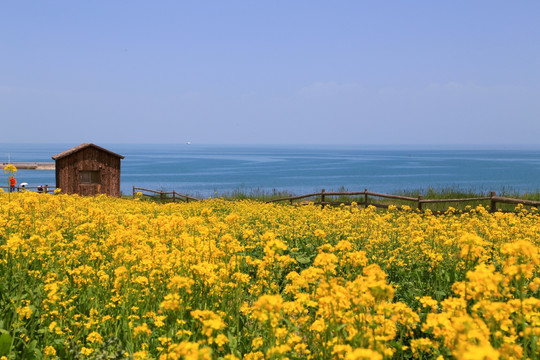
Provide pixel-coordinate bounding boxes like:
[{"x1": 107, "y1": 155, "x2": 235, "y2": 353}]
[{"x1": 1, "y1": 1, "x2": 539, "y2": 145}]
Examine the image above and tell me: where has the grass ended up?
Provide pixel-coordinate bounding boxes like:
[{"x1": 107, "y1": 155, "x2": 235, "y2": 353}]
[
  {"x1": 215, "y1": 187, "x2": 295, "y2": 202},
  {"x1": 127, "y1": 187, "x2": 296, "y2": 203}
]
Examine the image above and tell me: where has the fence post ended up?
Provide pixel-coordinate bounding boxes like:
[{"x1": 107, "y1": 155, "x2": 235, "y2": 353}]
[
  {"x1": 133, "y1": 186, "x2": 135, "y2": 199},
  {"x1": 364, "y1": 188, "x2": 368, "y2": 208},
  {"x1": 289, "y1": 194, "x2": 293, "y2": 205},
  {"x1": 172, "y1": 191, "x2": 176, "y2": 203},
  {"x1": 321, "y1": 189, "x2": 326, "y2": 207},
  {"x1": 490, "y1": 192, "x2": 496, "y2": 213},
  {"x1": 160, "y1": 191, "x2": 164, "y2": 202},
  {"x1": 418, "y1": 195, "x2": 423, "y2": 211}
]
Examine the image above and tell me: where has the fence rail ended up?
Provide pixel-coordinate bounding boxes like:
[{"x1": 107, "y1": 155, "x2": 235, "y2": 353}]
[
  {"x1": 0, "y1": 185, "x2": 56, "y2": 193},
  {"x1": 132, "y1": 186, "x2": 200, "y2": 203},
  {"x1": 267, "y1": 188, "x2": 540, "y2": 212},
  {"x1": 9, "y1": 183, "x2": 534, "y2": 212}
]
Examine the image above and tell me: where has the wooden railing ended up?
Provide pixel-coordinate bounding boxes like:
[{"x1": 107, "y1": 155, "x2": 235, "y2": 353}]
[
  {"x1": 132, "y1": 186, "x2": 200, "y2": 203},
  {"x1": 267, "y1": 188, "x2": 540, "y2": 212},
  {"x1": 8, "y1": 183, "x2": 536, "y2": 212},
  {"x1": 0, "y1": 185, "x2": 56, "y2": 193}
]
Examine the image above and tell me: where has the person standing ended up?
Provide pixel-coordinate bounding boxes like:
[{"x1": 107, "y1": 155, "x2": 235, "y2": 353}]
[{"x1": 9, "y1": 176, "x2": 16, "y2": 192}]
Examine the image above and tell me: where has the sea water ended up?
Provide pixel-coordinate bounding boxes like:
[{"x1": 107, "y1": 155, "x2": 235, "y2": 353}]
[{"x1": 1, "y1": 143, "x2": 540, "y2": 197}]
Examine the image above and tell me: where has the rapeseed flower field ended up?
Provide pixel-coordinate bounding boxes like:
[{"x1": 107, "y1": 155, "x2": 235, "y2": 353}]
[{"x1": 0, "y1": 192, "x2": 538, "y2": 359}]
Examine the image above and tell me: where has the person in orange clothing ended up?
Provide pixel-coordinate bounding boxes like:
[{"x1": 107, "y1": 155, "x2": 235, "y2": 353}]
[{"x1": 9, "y1": 176, "x2": 16, "y2": 192}]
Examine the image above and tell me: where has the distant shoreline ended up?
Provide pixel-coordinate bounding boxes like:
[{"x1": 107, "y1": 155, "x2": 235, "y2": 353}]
[{"x1": 2, "y1": 162, "x2": 55, "y2": 170}]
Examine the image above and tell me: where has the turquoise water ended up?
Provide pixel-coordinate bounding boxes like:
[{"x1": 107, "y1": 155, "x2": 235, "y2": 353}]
[{"x1": 1, "y1": 143, "x2": 540, "y2": 197}]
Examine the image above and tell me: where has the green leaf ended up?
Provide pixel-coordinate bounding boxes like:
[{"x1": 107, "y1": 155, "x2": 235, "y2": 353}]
[
  {"x1": 26, "y1": 339, "x2": 37, "y2": 352},
  {"x1": 296, "y1": 255, "x2": 312, "y2": 264},
  {"x1": 434, "y1": 290, "x2": 447, "y2": 300},
  {"x1": 227, "y1": 331, "x2": 237, "y2": 351},
  {"x1": 0, "y1": 331, "x2": 12, "y2": 356},
  {"x1": 33, "y1": 347, "x2": 43, "y2": 359}
]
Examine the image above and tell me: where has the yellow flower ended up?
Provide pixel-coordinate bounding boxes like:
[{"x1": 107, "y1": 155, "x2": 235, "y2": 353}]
[
  {"x1": 252, "y1": 336, "x2": 264, "y2": 349},
  {"x1": 161, "y1": 293, "x2": 182, "y2": 311},
  {"x1": 309, "y1": 318, "x2": 326, "y2": 332},
  {"x1": 80, "y1": 347, "x2": 93, "y2": 356},
  {"x1": 418, "y1": 296, "x2": 439, "y2": 312},
  {"x1": 345, "y1": 348, "x2": 383, "y2": 360},
  {"x1": 133, "y1": 350, "x2": 149, "y2": 359},
  {"x1": 134, "y1": 276, "x2": 149, "y2": 286},
  {"x1": 16, "y1": 305, "x2": 33, "y2": 320},
  {"x1": 133, "y1": 323, "x2": 152, "y2": 337},
  {"x1": 167, "y1": 276, "x2": 194, "y2": 293},
  {"x1": 459, "y1": 344, "x2": 500, "y2": 360},
  {"x1": 87, "y1": 331, "x2": 103, "y2": 344},
  {"x1": 251, "y1": 294, "x2": 284, "y2": 327},
  {"x1": 313, "y1": 252, "x2": 338, "y2": 274},
  {"x1": 243, "y1": 352, "x2": 264, "y2": 360},
  {"x1": 314, "y1": 229, "x2": 327, "y2": 238},
  {"x1": 2, "y1": 190, "x2": 540, "y2": 359},
  {"x1": 43, "y1": 346, "x2": 57, "y2": 358},
  {"x1": 190, "y1": 309, "x2": 226, "y2": 337},
  {"x1": 214, "y1": 333, "x2": 228, "y2": 347},
  {"x1": 3, "y1": 164, "x2": 17, "y2": 173}
]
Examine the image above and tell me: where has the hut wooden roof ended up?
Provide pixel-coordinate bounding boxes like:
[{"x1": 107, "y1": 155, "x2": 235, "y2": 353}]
[{"x1": 52, "y1": 143, "x2": 125, "y2": 160}]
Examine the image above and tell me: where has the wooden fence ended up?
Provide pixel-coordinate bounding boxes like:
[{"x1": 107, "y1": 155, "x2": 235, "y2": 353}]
[
  {"x1": 267, "y1": 188, "x2": 540, "y2": 212},
  {"x1": 0, "y1": 185, "x2": 56, "y2": 193},
  {"x1": 11, "y1": 183, "x2": 533, "y2": 212},
  {"x1": 132, "y1": 186, "x2": 200, "y2": 203}
]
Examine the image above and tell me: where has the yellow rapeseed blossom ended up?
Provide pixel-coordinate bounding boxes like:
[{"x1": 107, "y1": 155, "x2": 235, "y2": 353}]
[
  {"x1": 43, "y1": 346, "x2": 56, "y2": 359},
  {"x1": 0, "y1": 194, "x2": 538, "y2": 358},
  {"x1": 3, "y1": 164, "x2": 17, "y2": 173},
  {"x1": 133, "y1": 323, "x2": 152, "y2": 337},
  {"x1": 86, "y1": 331, "x2": 103, "y2": 344},
  {"x1": 16, "y1": 304, "x2": 33, "y2": 320},
  {"x1": 190, "y1": 310, "x2": 226, "y2": 337},
  {"x1": 80, "y1": 347, "x2": 93, "y2": 356}
]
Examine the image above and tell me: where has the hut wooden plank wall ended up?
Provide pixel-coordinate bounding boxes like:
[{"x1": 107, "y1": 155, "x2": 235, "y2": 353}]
[{"x1": 52, "y1": 143, "x2": 124, "y2": 197}]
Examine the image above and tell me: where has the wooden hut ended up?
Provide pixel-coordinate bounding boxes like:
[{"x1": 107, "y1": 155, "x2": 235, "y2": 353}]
[{"x1": 52, "y1": 143, "x2": 124, "y2": 197}]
